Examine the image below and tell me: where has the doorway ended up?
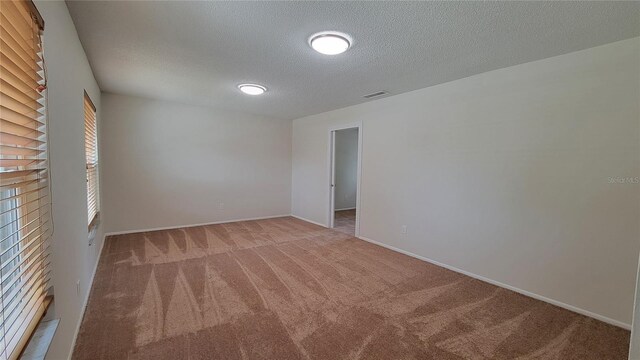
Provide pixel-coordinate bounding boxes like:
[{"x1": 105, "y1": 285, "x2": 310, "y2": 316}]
[{"x1": 328, "y1": 124, "x2": 361, "y2": 237}]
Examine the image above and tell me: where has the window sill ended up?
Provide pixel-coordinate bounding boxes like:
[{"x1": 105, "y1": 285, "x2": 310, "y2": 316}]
[
  {"x1": 88, "y1": 213, "x2": 101, "y2": 233},
  {"x1": 88, "y1": 214, "x2": 101, "y2": 246},
  {"x1": 21, "y1": 318, "x2": 59, "y2": 360},
  {"x1": 17, "y1": 296, "x2": 55, "y2": 360}
]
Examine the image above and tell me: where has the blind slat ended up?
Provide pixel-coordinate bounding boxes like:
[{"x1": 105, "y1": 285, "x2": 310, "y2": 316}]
[
  {"x1": 0, "y1": 178, "x2": 43, "y2": 192},
  {"x1": 2, "y1": 274, "x2": 50, "y2": 335},
  {"x1": 0, "y1": 198, "x2": 49, "y2": 219},
  {"x1": 0, "y1": 158, "x2": 44, "y2": 168},
  {"x1": 2, "y1": 289, "x2": 45, "y2": 352},
  {"x1": 0, "y1": 168, "x2": 46, "y2": 181},
  {"x1": 3, "y1": 0, "x2": 34, "y2": 33},
  {"x1": 0, "y1": 179, "x2": 46, "y2": 199},
  {"x1": 0, "y1": 169, "x2": 46, "y2": 188},
  {"x1": 0, "y1": 145, "x2": 42, "y2": 157},
  {"x1": 0, "y1": 119, "x2": 44, "y2": 138},
  {"x1": 3, "y1": 276, "x2": 48, "y2": 324},
  {"x1": 0, "y1": 78, "x2": 41, "y2": 107},
  {"x1": 3, "y1": 293, "x2": 44, "y2": 354},
  {"x1": 0, "y1": 90, "x2": 44, "y2": 117},
  {"x1": 0, "y1": 116, "x2": 44, "y2": 136},
  {"x1": 0, "y1": 131, "x2": 44, "y2": 148},
  {"x1": 1, "y1": 231, "x2": 50, "y2": 282},
  {"x1": 0, "y1": 38, "x2": 39, "y2": 81},
  {"x1": 0, "y1": 247, "x2": 50, "y2": 304},
  {"x1": 0, "y1": 64, "x2": 39, "y2": 99},
  {"x1": 0, "y1": 220, "x2": 49, "y2": 258},
  {"x1": 0, "y1": 32, "x2": 38, "y2": 71},
  {"x1": 0, "y1": 13, "x2": 38, "y2": 62},
  {"x1": 0, "y1": 49, "x2": 42, "y2": 84},
  {"x1": 1, "y1": 242, "x2": 49, "y2": 295},
  {"x1": 0, "y1": 203, "x2": 46, "y2": 234},
  {"x1": 0, "y1": 2, "x2": 35, "y2": 48}
]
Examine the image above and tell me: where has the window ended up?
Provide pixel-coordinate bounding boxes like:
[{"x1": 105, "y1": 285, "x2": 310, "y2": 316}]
[
  {"x1": 84, "y1": 93, "x2": 99, "y2": 229},
  {"x1": 0, "y1": 1, "x2": 50, "y2": 359}
]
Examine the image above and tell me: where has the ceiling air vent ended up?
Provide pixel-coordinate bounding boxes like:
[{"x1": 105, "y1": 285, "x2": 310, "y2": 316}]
[{"x1": 363, "y1": 91, "x2": 387, "y2": 99}]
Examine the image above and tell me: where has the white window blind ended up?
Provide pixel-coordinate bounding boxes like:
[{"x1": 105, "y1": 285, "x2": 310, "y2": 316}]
[
  {"x1": 84, "y1": 93, "x2": 98, "y2": 228},
  {"x1": 0, "y1": 1, "x2": 51, "y2": 359}
]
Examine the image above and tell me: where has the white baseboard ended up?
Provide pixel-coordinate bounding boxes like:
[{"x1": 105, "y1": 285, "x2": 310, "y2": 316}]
[
  {"x1": 357, "y1": 235, "x2": 631, "y2": 330},
  {"x1": 66, "y1": 232, "x2": 107, "y2": 360},
  {"x1": 290, "y1": 214, "x2": 327, "y2": 228},
  {"x1": 103, "y1": 214, "x2": 292, "y2": 237},
  {"x1": 335, "y1": 207, "x2": 356, "y2": 211}
]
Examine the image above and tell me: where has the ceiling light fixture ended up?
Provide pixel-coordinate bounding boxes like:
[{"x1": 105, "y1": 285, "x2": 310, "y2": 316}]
[
  {"x1": 238, "y1": 83, "x2": 267, "y2": 95},
  {"x1": 309, "y1": 32, "x2": 351, "y2": 55}
]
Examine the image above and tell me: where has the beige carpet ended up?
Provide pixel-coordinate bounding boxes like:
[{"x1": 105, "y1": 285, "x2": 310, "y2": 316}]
[
  {"x1": 73, "y1": 217, "x2": 630, "y2": 359},
  {"x1": 334, "y1": 209, "x2": 356, "y2": 235}
]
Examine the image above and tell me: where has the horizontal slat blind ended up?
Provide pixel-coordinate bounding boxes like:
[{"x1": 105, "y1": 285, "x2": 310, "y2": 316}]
[
  {"x1": 0, "y1": 1, "x2": 50, "y2": 360},
  {"x1": 84, "y1": 94, "x2": 99, "y2": 228}
]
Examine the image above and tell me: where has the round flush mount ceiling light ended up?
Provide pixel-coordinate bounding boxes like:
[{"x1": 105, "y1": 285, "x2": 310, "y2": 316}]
[
  {"x1": 238, "y1": 83, "x2": 267, "y2": 95},
  {"x1": 309, "y1": 32, "x2": 351, "y2": 55}
]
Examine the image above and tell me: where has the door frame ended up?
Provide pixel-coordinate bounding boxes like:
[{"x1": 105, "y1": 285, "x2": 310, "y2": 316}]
[{"x1": 327, "y1": 122, "x2": 362, "y2": 237}]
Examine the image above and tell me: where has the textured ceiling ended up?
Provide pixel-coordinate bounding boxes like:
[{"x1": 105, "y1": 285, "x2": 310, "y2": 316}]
[{"x1": 66, "y1": 1, "x2": 640, "y2": 120}]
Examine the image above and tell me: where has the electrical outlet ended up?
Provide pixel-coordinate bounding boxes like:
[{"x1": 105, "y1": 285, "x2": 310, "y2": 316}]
[
  {"x1": 219, "y1": 202, "x2": 224, "y2": 210},
  {"x1": 401, "y1": 225, "x2": 407, "y2": 235}
]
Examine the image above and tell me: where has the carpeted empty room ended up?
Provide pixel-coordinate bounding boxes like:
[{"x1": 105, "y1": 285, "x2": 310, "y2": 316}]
[
  {"x1": 73, "y1": 218, "x2": 629, "y2": 359},
  {"x1": 3, "y1": 1, "x2": 640, "y2": 360}
]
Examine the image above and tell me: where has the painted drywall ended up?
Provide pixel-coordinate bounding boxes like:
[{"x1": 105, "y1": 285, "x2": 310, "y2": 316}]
[
  {"x1": 292, "y1": 38, "x2": 640, "y2": 325},
  {"x1": 34, "y1": 1, "x2": 105, "y2": 359},
  {"x1": 334, "y1": 128, "x2": 359, "y2": 210},
  {"x1": 101, "y1": 93, "x2": 292, "y2": 233}
]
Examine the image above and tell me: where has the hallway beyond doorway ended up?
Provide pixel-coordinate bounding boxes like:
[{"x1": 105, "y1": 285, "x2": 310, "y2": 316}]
[{"x1": 334, "y1": 209, "x2": 355, "y2": 236}]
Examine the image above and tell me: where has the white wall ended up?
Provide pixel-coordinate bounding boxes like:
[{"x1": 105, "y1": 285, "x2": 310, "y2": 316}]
[
  {"x1": 292, "y1": 38, "x2": 640, "y2": 326},
  {"x1": 334, "y1": 128, "x2": 358, "y2": 210},
  {"x1": 35, "y1": 1, "x2": 105, "y2": 359},
  {"x1": 101, "y1": 93, "x2": 292, "y2": 233}
]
